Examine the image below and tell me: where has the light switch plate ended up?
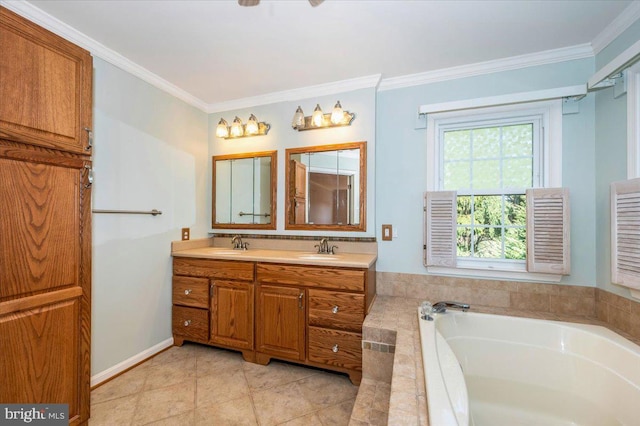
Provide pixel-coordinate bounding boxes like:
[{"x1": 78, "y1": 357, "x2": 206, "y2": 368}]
[
  {"x1": 181, "y1": 227, "x2": 190, "y2": 241},
  {"x1": 382, "y1": 224, "x2": 392, "y2": 241}
]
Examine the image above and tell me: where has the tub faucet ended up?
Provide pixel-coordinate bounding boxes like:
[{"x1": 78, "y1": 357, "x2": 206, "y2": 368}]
[{"x1": 432, "y1": 301, "x2": 470, "y2": 313}]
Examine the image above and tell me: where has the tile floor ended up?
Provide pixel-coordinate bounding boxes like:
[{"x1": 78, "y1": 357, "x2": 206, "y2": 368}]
[{"x1": 89, "y1": 343, "x2": 361, "y2": 425}]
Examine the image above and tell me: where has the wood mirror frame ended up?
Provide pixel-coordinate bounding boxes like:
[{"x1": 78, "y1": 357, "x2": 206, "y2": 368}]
[
  {"x1": 285, "y1": 141, "x2": 366, "y2": 232},
  {"x1": 212, "y1": 150, "x2": 277, "y2": 230}
]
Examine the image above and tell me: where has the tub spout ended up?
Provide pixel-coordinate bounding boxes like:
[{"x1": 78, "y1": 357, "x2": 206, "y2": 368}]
[{"x1": 432, "y1": 301, "x2": 470, "y2": 313}]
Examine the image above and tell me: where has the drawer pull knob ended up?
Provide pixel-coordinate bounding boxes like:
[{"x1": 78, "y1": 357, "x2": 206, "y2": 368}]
[
  {"x1": 184, "y1": 320, "x2": 191, "y2": 327},
  {"x1": 332, "y1": 344, "x2": 339, "y2": 353},
  {"x1": 332, "y1": 305, "x2": 339, "y2": 314},
  {"x1": 184, "y1": 289, "x2": 192, "y2": 295}
]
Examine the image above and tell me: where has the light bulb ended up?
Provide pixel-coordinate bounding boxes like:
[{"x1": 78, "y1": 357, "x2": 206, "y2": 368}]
[
  {"x1": 246, "y1": 114, "x2": 259, "y2": 135},
  {"x1": 216, "y1": 118, "x2": 229, "y2": 138},
  {"x1": 230, "y1": 116, "x2": 243, "y2": 137},
  {"x1": 312, "y1": 104, "x2": 324, "y2": 127},
  {"x1": 292, "y1": 106, "x2": 305, "y2": 129},
  {"x1": 331, "y1": 100, "x2": 344, "y2": 125}
]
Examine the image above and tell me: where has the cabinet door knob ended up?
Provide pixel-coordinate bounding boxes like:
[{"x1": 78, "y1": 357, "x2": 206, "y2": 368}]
[
  {"x1": 332, "y1": 344, "x2": 339, "y2": 353},
  {"x1": 298, "y1": 292, "x2": 304, "y2": 310},
  {"x1": 332, "y1": 305, "x2": 339, "y2": 314},
  {"x1": 184, "y1": 289, "x2": 192, "y2": 295},
  {"x1": 184, "y1": 320, "x2": 191, "y2": 327}
]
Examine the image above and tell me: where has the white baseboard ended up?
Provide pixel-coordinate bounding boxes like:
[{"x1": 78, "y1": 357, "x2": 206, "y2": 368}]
[{"x1": 90, "y1": 337, "x2": 174, "y2": 387}]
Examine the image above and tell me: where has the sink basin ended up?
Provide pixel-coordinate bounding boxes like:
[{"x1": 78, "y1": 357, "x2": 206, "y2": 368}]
[
  {"x1": 296, "y1": 254, "x2": 342, "y2": 261},
  {"x1": 207, "y1": 249, "x2": 246, "y2": 255}
]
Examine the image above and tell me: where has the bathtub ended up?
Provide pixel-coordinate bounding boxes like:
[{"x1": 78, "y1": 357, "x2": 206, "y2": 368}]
[{"x1": 418, "y1": 309, "x2": 640, "y2": 426}]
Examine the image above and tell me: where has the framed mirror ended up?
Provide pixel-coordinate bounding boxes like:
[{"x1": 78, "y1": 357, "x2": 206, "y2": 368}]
[
  {"x1": 212, "y1": 150, "x2": 277, "y2": 229},
  {"x1": 285, "y1": 141, "x2": 366, "y2": 231}
]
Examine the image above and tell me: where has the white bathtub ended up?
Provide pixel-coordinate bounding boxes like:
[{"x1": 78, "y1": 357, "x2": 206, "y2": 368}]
[{"x1": 418, "y1": 309, "x2": 640, "y2": 426}]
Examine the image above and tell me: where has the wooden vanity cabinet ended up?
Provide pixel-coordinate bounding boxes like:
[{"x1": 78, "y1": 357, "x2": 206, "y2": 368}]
[
  {"x1": 172, "y1": 257, "x2": 255, "y2": 360},
  {"x1": 256, "y1": 262, "x2": 374, "y2": 384},
  {"x1": 172, "y1": 256, "x2": 374, "y2": 384}
]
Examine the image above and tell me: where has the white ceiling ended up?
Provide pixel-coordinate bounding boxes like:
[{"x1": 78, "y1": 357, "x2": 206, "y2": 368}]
[{"x1": 17, "y1": 0, "x2": 637, "y2": 109}]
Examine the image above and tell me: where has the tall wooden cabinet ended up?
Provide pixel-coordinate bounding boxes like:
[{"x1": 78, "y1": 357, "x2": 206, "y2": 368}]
[{"x1": 0, "y1": 7, "x2": 93, "y2": 425}]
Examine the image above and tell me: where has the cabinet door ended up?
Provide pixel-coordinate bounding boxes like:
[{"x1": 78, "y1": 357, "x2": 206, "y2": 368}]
[
  {"x1": 210, "y1": 280, "x2": 254, "y2": 350},
  {"x1": 0, "y1": 157, "x2": 80, "y2": 299},
  {"x1": 256, "y1": 285, "x2": 305, "y2": 361},
  {"x1": 0, "y1": 297, "x2": 81, "y2": 422},
  {"x1": 0, "y1": 150, "x2": 91, "y2": 425},
  {"x1": 0, "y1": 7, "x2": 92, "y2": 154}
]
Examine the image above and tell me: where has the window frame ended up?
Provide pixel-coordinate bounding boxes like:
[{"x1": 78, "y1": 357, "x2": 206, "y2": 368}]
[
  {"x1": 425, "y1": 99, "x2": 563, "y2": 281},
  {"x1": 627, "y1": 62, "x2": 640, "y2": 179}
]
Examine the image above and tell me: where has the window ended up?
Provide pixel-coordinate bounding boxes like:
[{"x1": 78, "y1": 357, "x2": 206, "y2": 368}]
[
  {"x1": 441, "y1": 119, "x2": 537, "y2": 262},
  {"x1": 424, "y1": 99, "x2": 566, "y2": 280}
]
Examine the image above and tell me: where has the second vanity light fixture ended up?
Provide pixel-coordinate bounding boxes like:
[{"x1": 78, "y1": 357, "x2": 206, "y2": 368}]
[
  {"x1": 291, "y1": 101, "x2": 356, "y2": 131},
  {"x1": 216, "y1": 114, "x2": 271, "y2": 139}
]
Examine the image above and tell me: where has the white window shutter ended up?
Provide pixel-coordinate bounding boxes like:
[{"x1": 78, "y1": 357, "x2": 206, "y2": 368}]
[
  {"x1": 611, "y1": 178, "x2": 640, "y2": 293},
  {"x1": 526, "y1": 188, "x2": 570, "y2": 275},
  {"x1": 424, "y1": 191, "x2": 457, "y2": 267}
]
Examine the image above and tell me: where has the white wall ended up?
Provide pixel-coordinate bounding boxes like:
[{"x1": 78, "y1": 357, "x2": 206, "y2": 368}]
[{"x1": 91, "y1": 58, "x2": 209, "y2": 375}]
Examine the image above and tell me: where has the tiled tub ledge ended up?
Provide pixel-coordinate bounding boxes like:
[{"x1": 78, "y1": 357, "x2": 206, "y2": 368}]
[
  {"x1": 349, "y1": 295, "x2": 640, "y2": 426},
  {"x1": 349, "y1": 296, "x2": 426, "y2": 426}
]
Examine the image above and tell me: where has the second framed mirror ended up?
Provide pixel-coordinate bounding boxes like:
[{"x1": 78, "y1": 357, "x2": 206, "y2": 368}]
[{"x1": 285, "y1": 141, "x2": 366, "y2": 231}]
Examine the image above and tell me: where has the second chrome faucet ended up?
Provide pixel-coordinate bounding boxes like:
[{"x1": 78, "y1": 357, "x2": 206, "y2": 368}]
[{"x1": 315, "y1": 237, "x2": 338, "y2": 255}]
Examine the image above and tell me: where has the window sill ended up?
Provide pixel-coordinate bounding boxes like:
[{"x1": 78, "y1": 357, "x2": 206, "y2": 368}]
[{"x1": 426, "y1": 263, "x2": 563, "y2": 283}]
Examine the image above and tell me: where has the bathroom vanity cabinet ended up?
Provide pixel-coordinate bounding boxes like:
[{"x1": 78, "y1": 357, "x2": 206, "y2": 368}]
[
  {"x1": 172, "y1": 257, "x2": 256, "y2": 361},
  {"x1": 171, "y1": 253, "x2": 375, "y2": 384},
  {"x1": 256, "y1": 263, "x2": 369, "y2": 384}
]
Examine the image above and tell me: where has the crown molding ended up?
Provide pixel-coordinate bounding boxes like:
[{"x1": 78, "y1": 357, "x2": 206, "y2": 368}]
[
  {"x1": 206, "y1": 74, "x2": 382, "y2": 113},
  {"x1": 378, "y1": 44, "x2": 594, "y2": 92},
  {"x1": 1, "y1": 0, "x2": 209, "y2": 112},
  {"x1": 591, "y1": 1, "x2": 640, "y2": 55}
]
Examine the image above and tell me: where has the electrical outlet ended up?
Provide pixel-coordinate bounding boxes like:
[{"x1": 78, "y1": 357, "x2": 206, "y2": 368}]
[
  {"x1": 382, "y1": 224, "x2": 392, "y2": 241},
  {"x1": 181, "y1": 228, "x2": 190, "y2": 241}
]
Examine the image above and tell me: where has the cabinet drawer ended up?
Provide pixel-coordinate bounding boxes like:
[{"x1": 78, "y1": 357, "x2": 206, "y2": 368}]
[
  {"x1": 257, "y1": 263, "x2": 364, "y2": 291},
  {"x1": 172, "y1": 306, "x2": 208, "y2": 341},
  {"x1": 173, "y1": 257, "x2": 254, "y2": 281},
  {"x1": 308, "y1": 289, "x2": 364, "y2": 332},
  {"x1": 173, "y1": 276, "x2": 209, "y2": 308},
  {"x1": 308, "y1": 326, "x2": 362, "y2": 371}
]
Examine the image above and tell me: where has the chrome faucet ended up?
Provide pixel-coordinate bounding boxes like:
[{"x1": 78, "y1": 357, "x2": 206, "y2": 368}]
[
  {"x1": 315, "y1": 238, "x2": 338, "y2": 254},
  {"x1": 432, "y1": 301, "x2": 470, "y2": 313},
  {"x1": 231, "y1": 235, "x2": 248, "y2": 250}
]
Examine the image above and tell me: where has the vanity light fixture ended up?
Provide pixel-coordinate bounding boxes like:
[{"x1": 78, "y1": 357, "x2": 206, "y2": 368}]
[
  {"x1": 291, "y1": 101, "x2": 356, "y2": 131},
  {"x1": 216, "y1": 115, "x2": 271, "y2": 139}
]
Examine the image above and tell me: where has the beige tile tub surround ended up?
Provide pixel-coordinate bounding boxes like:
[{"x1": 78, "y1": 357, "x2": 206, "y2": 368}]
[
  {"x1": 353, "y1": 274, "x2": 640, "y2": 426},
  {"x1": 376, "y1": 272, "x2": 599, "y2": 318},
  {"x1": 376, "y1": 271, "x2": 640, "y2": 343}
]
